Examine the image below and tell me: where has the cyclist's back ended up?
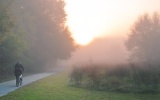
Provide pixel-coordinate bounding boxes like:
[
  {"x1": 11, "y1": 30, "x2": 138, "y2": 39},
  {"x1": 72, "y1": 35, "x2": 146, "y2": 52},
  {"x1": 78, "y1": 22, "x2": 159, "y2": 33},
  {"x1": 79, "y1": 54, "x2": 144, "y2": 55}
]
[{"x1": 14, "y1": 61, "x2": 24, "y2": 77}]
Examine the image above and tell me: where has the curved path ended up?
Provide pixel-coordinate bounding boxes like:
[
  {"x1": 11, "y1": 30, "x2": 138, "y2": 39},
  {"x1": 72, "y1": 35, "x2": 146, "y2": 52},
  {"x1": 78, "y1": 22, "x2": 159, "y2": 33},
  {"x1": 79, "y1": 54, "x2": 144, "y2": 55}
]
[{"x1": 0, "y1": 73, "x2": 54, "y2": 97}]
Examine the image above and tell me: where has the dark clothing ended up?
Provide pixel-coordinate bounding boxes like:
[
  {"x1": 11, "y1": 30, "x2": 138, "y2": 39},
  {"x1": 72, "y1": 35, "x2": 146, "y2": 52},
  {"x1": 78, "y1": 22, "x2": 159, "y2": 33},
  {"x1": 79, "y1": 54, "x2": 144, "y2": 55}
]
[{"x1": 14, "y1": 63, "x2": 24, "y2": 77}]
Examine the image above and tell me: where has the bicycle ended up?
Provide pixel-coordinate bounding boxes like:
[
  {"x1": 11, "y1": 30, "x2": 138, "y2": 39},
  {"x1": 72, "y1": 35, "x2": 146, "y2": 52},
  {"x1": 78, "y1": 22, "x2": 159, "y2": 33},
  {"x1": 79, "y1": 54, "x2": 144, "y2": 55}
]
[{"x1": 16, "y1": 74, "x2": 23, "y2": 87}]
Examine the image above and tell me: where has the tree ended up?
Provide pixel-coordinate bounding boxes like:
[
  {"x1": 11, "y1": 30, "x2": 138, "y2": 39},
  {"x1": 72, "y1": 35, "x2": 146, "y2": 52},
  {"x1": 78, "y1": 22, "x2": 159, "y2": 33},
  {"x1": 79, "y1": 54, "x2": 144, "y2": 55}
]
[
  {"x1": 125, "y1": 12, "x2": 160, "y2": 65},
  {"x1": 0, "y1": 0, "x2": 28, "y2": 78},
  {"x1": 0, "y1": 0, "x2": 14, "y2": 43},
  {"x1": 0, "y1": 32, "x2": 27, "y2": 75},
  {"x1": 11, "y1": 0, "x2": 75, "y2": 71}
]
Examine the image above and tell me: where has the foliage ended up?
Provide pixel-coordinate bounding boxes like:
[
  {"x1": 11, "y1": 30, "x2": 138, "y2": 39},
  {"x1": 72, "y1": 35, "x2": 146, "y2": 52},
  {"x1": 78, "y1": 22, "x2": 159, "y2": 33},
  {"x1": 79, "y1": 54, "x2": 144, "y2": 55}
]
[
  {"x1": 0, "y1": 31, "x2": 28, "y2": 78},
  {"x1": 70, "y1": 67, "x2": 83, "y2": 85},
  {"x1": 0, "y1": 0, "x2": 14, "y2": 43},
  {"x1": 69, "y1": 64, "x2": 160, "y2": 93},
  {"x1": 11, "y1": 0, "x2": 75, "y2": 71},
  {"x1": 0, "y1": 0, "x2": 17, "y2": 78},
  {"x1": 130, "y1": 63, "x2": 160, "y2": 91},
  {"x1": 125, "y1": 12, "x2": 160, "y2": 64},
  {"x1": 0, "y1": 0, "x2": 75, "y2": 80}
]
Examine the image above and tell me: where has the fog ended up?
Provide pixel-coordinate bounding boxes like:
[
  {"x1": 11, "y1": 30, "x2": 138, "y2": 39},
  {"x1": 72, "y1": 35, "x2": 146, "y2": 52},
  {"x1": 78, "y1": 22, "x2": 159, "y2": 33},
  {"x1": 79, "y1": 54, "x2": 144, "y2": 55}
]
[
  {"x1": 4, "y1": 0, "x2": 160, "y2": 73},
  {"x1": 64, "y1": 12, "x2": 160, "y2": 93},
  {"x1": 56, "y1": 36, "x2": 127, "y2": 68},
  {"x1": 59, "y1": 12, "x2": 160, "y2": 69},
  {"x1": 62, "y1": 0, "x2": 160, "y2": 69}
]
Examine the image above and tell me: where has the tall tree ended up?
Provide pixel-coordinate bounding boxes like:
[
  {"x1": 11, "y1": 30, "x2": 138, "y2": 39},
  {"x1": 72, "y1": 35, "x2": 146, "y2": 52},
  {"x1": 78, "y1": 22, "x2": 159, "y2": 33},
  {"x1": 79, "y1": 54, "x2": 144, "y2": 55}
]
[
  {"x1": 125, "y1": 12, "x2": 160, "y2": 65},
  {"x1": 12, "y1": 0, "x2": 75, "y2": 71},
  {"x1": 0, "y1": 0, "x2": 28, "y2": 78},
  {"x1": 0, "y1": 0, "x2": 14, "y2": 43}
]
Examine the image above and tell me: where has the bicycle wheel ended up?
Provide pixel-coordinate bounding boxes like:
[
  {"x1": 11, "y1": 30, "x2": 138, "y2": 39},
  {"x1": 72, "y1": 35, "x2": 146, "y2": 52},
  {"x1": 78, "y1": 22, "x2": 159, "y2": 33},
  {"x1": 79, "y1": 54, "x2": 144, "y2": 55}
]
[
  {"x1": 20, "y1": 78, "x2": 22, "y2": 86},
  {"x1": 16, "y1": 77, "x2": 20, "y2": 87}
]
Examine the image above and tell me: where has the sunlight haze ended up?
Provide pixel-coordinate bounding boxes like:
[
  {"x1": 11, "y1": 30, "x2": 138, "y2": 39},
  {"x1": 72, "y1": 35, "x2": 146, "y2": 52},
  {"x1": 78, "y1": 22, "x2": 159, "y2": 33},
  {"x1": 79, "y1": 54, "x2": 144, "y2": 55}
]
[
  {"x1": 1, "y1": 0, "x2": 160, "y2": 98},
  {"x1": 65, "y1": 0, "x2": 160, "y2": 45}
]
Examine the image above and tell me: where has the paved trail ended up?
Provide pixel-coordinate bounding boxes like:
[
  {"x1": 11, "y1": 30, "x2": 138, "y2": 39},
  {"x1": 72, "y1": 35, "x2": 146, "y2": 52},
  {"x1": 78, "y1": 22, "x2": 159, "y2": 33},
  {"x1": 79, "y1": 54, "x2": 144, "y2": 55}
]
[{"x1": 0, "y1": 73, "x2": 54, "y2": 97}]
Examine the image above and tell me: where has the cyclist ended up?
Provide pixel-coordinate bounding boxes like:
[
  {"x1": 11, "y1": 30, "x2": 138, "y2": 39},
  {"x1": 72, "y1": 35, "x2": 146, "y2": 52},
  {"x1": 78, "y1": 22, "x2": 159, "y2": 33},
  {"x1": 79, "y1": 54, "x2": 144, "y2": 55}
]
[{"x1": 14, "y1": 61, "x2": 24, "y2": 86}]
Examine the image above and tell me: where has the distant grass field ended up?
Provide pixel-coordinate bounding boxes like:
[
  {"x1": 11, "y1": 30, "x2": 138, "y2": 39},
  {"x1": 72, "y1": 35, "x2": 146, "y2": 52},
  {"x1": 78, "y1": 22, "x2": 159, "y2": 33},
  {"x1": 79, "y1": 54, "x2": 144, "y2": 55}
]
[{"x1": 0, "y1": 72, "x2": 160, "y2": 100}]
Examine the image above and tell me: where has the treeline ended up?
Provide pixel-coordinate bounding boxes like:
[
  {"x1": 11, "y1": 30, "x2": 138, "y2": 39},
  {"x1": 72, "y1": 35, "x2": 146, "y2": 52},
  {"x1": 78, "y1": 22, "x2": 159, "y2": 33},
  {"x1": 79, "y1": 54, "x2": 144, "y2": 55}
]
[
  {"x1": 70, "y1": 12, "x2": 160, "y2": 93},
  {"x1": 0, "y1": 0, "x2": 75, "y2": 79}
]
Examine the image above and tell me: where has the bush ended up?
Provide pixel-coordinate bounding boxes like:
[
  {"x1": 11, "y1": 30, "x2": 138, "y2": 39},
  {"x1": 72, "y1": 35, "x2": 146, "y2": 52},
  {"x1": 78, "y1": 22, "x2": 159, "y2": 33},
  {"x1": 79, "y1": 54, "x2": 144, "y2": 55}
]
[
  {"x1": 69, "y1": 63, "x2": 160, "y2": 93},
  {"x1": 130, "y1": 64, "x2": 160, "y2": 92},
  {"x1": 69, "y1": 66, "x2": 83, "y2": 85}
]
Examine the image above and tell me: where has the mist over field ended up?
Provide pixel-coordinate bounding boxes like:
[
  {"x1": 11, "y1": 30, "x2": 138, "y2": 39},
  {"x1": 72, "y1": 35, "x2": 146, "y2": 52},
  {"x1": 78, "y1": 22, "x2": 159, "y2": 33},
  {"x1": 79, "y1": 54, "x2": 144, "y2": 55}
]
[
  {"x1": 67, "y1": 12, "x2": 160, "y2": 93},
  {"x1": 66, "y1": 37, "x2": 128, "y2": 66},
  {"x1": 1, "y1": 0, "x2": 160, "y2": 99}
]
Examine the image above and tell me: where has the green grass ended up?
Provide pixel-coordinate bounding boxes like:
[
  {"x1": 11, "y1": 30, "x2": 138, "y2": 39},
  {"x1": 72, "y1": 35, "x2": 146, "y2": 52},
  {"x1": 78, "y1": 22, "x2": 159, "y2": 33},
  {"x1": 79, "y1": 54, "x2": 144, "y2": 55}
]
[{"x1": 0, "y1": 72, "x2": 160, "y2": 100}]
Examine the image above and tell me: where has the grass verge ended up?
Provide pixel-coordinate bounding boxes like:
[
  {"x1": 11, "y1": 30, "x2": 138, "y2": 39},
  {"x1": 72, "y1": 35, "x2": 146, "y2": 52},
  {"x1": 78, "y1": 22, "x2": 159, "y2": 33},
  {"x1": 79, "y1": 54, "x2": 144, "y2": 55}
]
[{"x1": 0, "y1": 72, "x2": 160, "y2": 100}]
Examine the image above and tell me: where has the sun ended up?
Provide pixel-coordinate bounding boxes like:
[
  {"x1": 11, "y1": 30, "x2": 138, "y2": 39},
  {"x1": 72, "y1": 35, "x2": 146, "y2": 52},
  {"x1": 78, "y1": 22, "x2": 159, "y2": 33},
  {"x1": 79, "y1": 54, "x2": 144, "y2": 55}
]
[
  {"x1": 65, "y1": 0, "x2": 113, "y2": 45},
  {"x1": 72, "y1": 32, "x2": 95, "y2": 45},
  {"x1": 64, "y1": 0, "x2": 145, "y2": 45}
]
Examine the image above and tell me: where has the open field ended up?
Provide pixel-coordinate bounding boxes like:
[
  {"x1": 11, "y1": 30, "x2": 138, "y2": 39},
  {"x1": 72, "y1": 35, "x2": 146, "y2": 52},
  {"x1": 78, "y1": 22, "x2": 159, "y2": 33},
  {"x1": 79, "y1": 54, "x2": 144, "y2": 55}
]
[{"x1": 0, "y1": 72, "x2": 160, "y2": 100}]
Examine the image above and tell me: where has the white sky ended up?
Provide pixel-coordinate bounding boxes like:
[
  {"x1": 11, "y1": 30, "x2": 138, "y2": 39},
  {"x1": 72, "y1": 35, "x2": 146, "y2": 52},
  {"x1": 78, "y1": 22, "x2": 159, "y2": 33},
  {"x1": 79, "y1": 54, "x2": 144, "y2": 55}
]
[{"x1": 65, "y1": 0, "x2": 160, "y2": 45}]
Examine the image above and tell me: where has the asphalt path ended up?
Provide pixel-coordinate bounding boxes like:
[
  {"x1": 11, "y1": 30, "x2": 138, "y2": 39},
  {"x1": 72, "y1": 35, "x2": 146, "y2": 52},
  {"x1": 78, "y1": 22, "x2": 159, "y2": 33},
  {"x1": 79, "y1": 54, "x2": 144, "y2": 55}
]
[{"x1": 0, "y1": 73, "x2": 54, "y2": 97}]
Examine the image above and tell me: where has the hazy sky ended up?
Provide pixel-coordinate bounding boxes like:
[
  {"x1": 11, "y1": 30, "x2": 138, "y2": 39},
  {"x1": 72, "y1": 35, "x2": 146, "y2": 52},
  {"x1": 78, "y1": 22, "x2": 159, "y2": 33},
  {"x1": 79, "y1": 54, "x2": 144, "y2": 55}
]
[
  {"x1": 65, "y1": 0, "x2": 160, "y2": 45},
  {"x1": 63, "y1": 0, "x2": 160, "y2": 65},
  {"x1": 66, "y1": 37, "x2": 128, "y2": 65}
]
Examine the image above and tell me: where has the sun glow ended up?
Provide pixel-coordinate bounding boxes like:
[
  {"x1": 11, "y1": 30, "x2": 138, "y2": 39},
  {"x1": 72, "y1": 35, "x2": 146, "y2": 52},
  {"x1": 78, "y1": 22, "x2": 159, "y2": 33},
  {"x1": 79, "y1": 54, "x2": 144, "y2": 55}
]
[
  {"x1": 65, "y1": 0, "x2": 114, "y2": 45},
  {"x1": 65, "y1": 0, "x2": 160, "y2": 45},
  {"x1": 72, "y1": 34, "x2": 93, "y2": 45}
]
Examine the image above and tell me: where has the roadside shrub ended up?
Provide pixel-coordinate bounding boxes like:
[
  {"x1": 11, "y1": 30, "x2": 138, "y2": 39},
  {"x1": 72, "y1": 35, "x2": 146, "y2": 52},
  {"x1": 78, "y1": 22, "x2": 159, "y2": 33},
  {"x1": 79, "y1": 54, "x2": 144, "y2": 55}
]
[
  {"x1": 130, "y1": 63, "x2": 160, "y2": 92},
  {"x1": 69, "y1": 63, "x2": 160, "y2": 93},
  {"x1": 69, "y1": 66, "x2": 83, "y2": 85},
  {"x1": 106, "y1": 76, "x2": 122, "y2": 88},
  {"x1": 85, "y1": 65, "x2": 102, "y2": 88}
]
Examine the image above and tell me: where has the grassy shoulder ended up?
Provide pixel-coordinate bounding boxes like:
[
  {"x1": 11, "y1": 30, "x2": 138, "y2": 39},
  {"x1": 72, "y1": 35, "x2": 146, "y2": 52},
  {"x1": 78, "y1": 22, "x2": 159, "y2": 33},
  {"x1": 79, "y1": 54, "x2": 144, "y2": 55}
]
[{"x1": 0, "y1": 72, "x2": 160, "y2": 100}]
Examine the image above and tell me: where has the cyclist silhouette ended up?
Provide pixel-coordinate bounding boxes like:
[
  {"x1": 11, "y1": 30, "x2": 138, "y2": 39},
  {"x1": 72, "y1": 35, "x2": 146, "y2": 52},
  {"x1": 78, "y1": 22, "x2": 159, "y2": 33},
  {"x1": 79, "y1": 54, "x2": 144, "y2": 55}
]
[{"x1": 14, "y1": 61, "x2": 24, "y2": 86}]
